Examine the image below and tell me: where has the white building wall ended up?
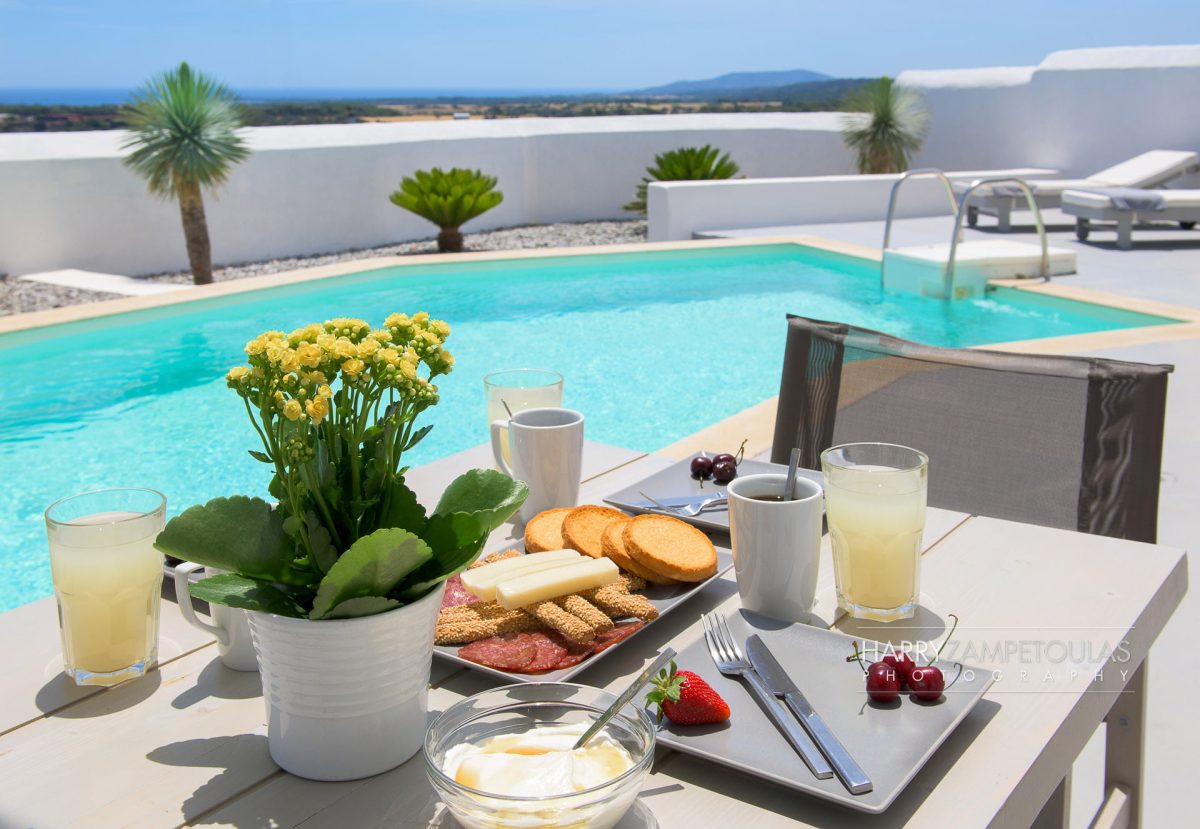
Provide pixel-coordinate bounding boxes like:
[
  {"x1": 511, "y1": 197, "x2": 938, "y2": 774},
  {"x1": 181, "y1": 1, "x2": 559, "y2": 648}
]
[
  {"x1": 0, "y1": 113, "x2": 853, "y2": 276},
  {"x1": 903, "y1": 45, "x2": 1200, "y2": 177}
]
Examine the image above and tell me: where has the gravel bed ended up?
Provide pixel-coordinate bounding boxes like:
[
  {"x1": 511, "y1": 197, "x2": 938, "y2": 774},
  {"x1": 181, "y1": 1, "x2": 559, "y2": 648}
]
[{"x1": 0, "y1": 220, "x2": 647, "y2": 317}]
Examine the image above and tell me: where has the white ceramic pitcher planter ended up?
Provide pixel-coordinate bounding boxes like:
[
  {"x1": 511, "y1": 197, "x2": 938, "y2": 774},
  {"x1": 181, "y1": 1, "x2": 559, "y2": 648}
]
[{"x1": 248, "y1": 582, "x2": 446, "y2": 781}]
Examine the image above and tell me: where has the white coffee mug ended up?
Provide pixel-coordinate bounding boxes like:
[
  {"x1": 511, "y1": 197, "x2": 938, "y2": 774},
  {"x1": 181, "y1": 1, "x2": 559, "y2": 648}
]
[
  {"x1": 172, "y1": 561, "x2": 259, "y2": 671},
  {"x1": 728, "y1": 472, "x2": 823, "y2": 623},
  {"x1": 491, "y1": 407, "x2": 584, "y2": 523}
]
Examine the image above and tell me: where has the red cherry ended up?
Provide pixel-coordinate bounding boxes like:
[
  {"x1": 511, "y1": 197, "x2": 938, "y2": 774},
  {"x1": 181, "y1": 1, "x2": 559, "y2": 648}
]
[
  {"x1": 882, "y1": 651, "x2": 916, "y2": 685},
  {"x1": 865, "y1": 662, "x2": 901, "y2": 703},
  {"x1": 711, "y1": 453, "x2": 736, "y2": 467},
  {"x1": 908, "y1": 666, "x2": 945, "y2": 702},
  {"x1": 690, "y1": 456, "x2": 714, "y2": 479},
  {"x1": 712, "y1": 460, "x2": 738, "y2": 484}
]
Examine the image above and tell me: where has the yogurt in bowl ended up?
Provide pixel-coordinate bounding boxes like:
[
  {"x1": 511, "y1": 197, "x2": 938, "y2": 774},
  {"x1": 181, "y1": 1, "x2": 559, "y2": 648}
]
[{"x1": 425, "y1": 683, "x2": 655, "y2": 829}]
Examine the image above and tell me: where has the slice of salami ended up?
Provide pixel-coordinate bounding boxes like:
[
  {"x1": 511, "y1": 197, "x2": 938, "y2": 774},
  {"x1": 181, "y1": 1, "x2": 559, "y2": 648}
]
[
  {"x1": 459, "y1": 632, "x2": 538, "y2": 672},
  {"x1": 590, "y1": 621, "x2": 646, "y2": 654},
  {"x1": 554, "y1": 636, "x2": 597, "y2": 669},
  {"x1": 524, "y1": 631, "x2": 570, "y2": 672},
  {"x1": 441, "y1": 575, "x2": 476, "y2": 609}
]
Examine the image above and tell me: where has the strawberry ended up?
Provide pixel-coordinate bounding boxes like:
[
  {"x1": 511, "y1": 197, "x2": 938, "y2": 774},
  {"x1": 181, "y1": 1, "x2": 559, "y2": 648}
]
[{"x1": 645, "y1": 661, "x2": 730, "y2": 726}]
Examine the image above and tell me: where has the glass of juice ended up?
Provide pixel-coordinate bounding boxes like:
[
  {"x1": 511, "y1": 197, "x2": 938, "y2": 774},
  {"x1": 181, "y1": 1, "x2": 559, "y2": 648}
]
[
  {"x1": 483, "y1": 369, "x2": 563, "y2": 466},
  {"x1": 821, "y1": 443, "x2": 928, "y2": 622},
  {"x1": 45, "y1": 488, "x2": 167, "y2": 686}
]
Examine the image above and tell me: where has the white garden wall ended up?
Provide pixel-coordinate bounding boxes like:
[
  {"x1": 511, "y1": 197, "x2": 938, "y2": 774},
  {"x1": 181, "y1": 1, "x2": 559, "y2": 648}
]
[
  {"x1": 0, "y1": 113, "x2": 852, "y2": 276},
  {"x1": 4, "y1": 45, "x2": 1199, "y2": 274}
]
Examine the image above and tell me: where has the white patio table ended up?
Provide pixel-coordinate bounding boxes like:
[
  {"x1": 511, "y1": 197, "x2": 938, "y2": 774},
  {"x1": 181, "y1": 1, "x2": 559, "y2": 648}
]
[{"x1": 0, "y1": 440, "x2": 1186, "y2": 829}]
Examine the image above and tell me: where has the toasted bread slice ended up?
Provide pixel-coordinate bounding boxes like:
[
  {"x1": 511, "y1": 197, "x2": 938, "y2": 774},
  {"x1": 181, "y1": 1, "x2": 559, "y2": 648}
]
[
  {"x1": 562, "y1": 505, "x2": 628, "y2": 558},
  {"x1": 623, "y1": 514, "x2": 718, "y2": 582},
  {"x1": 523, "y1": 507, "x2": 573, "y2": 552},
  {"x1": 601, "y1": 517, "x2": 675, "y2": 584}
]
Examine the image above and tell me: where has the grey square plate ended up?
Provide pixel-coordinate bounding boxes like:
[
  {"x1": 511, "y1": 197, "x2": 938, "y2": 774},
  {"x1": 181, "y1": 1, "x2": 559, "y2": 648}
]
[
  {"x1": 657, "y1": 610, "x2": 995, "y2": 813},
  {"x1": 433, "y1": 548, "x2": 734, "y2": 683},
  {"x1": 603, "y1": 454, "x2": 823, "y2": 533}
]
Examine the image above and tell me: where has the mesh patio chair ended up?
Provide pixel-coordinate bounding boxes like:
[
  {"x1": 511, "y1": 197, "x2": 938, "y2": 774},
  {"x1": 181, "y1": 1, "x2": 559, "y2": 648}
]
[{"x1": 770, "y1": 315, "x2": 1173, "y2": 543}]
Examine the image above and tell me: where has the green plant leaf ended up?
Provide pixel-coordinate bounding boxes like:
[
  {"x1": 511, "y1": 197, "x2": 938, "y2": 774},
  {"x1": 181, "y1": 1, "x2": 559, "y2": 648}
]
[
  {"x1": 154, "y1": 496, "x2": 312, "y2": 586},
  {"x1": 433, "y1": 468, "x2": 528, "y2": 531},
  {"x1": 188, "y1": 573, "x2": 306, "y2": 617},
  {"x1": 247, "y1": 450, "x2": 272, "y2": 463},
  {"x1": 395, "y1": 511, "x2": 489, "y2": 600},
  {"x1": 377, "y1": 479, "x2": 427, "y2": 534},
  {"x1": 309, "y1": 528, "x2": 432, "y2": 619},
  {"x1": 323, "y1": 596, "x2": 401, "y2": 619}
]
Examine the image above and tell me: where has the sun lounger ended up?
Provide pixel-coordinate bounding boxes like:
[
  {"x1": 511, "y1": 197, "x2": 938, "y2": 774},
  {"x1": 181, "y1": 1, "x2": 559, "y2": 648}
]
[
  {"x1": 953, "y1": 150, "x2": 1200, "y2": 230},
  {"x1": 1062, "y1": 188, "x2": 1200, "y2": 249}
]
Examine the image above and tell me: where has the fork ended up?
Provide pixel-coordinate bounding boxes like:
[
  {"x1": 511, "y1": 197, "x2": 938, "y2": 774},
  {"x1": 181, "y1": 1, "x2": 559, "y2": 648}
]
[
  {"x1": 701, "y1": 613, "x2": 834, "y2": 779},
  {"x1": 638, "y1": 490, "x2": 727, "y2": 517}
]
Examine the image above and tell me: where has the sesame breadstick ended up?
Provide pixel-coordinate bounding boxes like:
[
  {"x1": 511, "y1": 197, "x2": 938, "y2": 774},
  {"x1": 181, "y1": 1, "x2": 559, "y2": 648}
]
[
  {"x1": 524, "y1": 601, "x2": 596, "y2": 644},
  {"x1": 583, "y1": 583, "x2": 660, "y2": 621},
  {"x1": 558, "y1": 594, "x2": 615, "y2": 634},
  {"x1": 435, "y1": 601, "x2": 538, "y2": 644}
]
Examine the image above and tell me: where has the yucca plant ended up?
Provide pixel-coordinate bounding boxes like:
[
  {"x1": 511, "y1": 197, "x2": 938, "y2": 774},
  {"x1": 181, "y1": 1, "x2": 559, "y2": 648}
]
[
  {"x1": 389, "y1": 167, "x2": 503, "y2": 253},
  {"x1": 624, "y1": 145, "x2": 740, "y2": 214},
  {"x1": 122, "y1": 62, "x2": 249, "y2": 285},
  {"x1": 841, "y1": 76, "x2": 930, "y2": 174}
]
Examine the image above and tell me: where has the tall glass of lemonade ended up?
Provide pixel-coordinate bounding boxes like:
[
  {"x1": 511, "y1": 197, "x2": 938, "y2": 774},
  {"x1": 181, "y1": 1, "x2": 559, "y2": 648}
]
[
  {"x1": 821, "y1": 444, "x2": 927, "y2": 621},
  {"x1": 45, "y1": 488, "x2": 166, "y2": 686},
  {"x1": 484, "y1": 369, "x2": 563, "y2": 467}
]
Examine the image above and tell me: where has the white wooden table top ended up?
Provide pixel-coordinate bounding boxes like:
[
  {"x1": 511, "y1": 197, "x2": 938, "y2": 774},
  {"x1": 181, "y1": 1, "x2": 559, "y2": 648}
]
[{"x1": 0, "y1": 441, "x2": 1187, "y2": 829}]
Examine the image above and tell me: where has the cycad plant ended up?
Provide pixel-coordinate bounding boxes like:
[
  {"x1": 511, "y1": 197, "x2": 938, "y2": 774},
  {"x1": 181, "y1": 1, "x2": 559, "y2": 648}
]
[
  {"x1": 122, "y1": 62, "x2": 250, "y2": 285},
  {"x1": 389, "y1": 167, "x2": 503, "y2": 253},
  {"x1": 625, "y1": 145, "x2": 740, "y2": 214},
  {"x1": 841, "y1": 76, "x2": 929, "y2": 174}
]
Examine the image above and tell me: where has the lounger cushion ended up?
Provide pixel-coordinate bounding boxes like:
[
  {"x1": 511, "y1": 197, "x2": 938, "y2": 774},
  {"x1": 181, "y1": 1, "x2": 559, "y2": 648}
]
[
  {"x1": 1063, "y1": 189, "x2": 1200, "y2": 210},
  {"x1": 1089, "y1": 150, "x2": 1200, "y2": 188},
  {"x1": 953, "y1": 150, "x2": 1199, "y2": 197}
]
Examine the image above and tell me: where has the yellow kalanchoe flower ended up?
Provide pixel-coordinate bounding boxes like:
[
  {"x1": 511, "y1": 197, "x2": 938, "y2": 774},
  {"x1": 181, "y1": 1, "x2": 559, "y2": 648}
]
[
  {"x1": 305, "y1": 397, "x2": 329, "y2": 424},
  {"x1": 342, "y1": 358, "x2": 366, "y2": 376},
  {"x1": 282, "y1": 399, "x2": 304, "y2": 421}
]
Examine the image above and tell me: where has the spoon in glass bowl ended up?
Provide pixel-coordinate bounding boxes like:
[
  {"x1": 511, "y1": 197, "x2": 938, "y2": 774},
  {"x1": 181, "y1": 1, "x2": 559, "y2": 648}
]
[{"x1": 574, "y1": 647, "x2": 677, "y2": 749}]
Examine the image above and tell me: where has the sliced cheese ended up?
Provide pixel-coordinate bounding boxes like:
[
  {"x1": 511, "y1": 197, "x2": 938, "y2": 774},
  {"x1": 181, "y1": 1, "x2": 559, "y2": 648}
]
[
  {"x1": 496, "y1": 557, "x2": 620, "y2": 610},
  {"x1": 460, "y1": 549, "x2": 583, "y2": 601}
]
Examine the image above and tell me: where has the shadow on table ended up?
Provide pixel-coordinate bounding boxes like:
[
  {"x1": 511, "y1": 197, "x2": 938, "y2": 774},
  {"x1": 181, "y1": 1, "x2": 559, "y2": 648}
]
[
  {"x1": 148, "y1": 734, "x2": 275, "y2": 824},
  {"x1": 171, "y1": 658, "x2": 262, "y2": 710},
  {"x1": 35, "y1": 669, "x2": 161, "y2": 718},
  {"x1": 836, "y1": 604, "x2": 949, "y2": 650},
  {"x1": 423, "y1": 798, "x2": 660, "y2": 828}
]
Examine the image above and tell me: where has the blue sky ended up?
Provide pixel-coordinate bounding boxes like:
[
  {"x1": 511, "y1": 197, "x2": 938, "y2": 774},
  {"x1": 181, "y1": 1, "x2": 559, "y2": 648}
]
[{"x1": 2, "y1": 0, "x2": 1198, "y2": 90}]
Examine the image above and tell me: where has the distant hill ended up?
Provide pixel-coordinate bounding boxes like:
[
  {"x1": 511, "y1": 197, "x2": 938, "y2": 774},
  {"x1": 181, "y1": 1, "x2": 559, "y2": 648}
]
[
  {"x1": 719, "y1": 77, "x2": 872, "y2": 105},
  {"x1": 634, "y1": 69, "x2": 830, "y2": 97}
]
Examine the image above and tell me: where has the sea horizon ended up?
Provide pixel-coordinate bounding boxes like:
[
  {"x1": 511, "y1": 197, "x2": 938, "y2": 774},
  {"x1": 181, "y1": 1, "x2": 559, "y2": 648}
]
[{"x1": 0, "y1": 86, "x2": 616, "y2": 106}]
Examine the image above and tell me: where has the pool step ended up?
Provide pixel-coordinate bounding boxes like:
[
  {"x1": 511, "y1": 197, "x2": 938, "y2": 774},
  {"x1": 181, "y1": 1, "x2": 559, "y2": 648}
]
[{"x1": 884, "y1": 240, "x2": 1077, "y2": 299}]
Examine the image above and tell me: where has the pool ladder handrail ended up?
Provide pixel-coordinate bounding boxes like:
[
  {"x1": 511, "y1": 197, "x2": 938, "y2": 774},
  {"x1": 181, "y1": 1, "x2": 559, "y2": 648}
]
[
  {"x1": 881, "y1": 171, "x2": 1051, "y2": 298},
  {"x1": 946, "y1": 177, "x2": 1050, "y2": 298},
  {"x1": 881, "y1": 168, "x2": 960, "y2": 252}
]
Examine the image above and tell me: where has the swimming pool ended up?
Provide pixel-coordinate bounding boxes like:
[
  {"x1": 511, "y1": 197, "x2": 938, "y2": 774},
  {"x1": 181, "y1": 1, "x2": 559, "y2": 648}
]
[{"x1": 0, "y1": 243, "x2": 1175, "y2": 611}]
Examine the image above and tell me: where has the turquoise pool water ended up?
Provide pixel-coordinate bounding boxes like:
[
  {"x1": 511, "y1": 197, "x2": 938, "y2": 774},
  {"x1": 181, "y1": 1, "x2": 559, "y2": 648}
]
[{"x1": 0, "y1": 244, "x2": 1174, "y2": 611}]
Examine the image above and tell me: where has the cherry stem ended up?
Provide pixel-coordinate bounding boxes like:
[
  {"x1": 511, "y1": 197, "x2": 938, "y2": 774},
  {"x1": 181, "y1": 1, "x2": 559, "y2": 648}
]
[
  {"x1": 734, "y1": 438, "x2": 747, "y2": 466},
  {"x1": 846, "y1": 641, "x2": 868, "y2": 674},
  {"x1": 930, "y1": 613, "x2": 960, "y2": 665}
]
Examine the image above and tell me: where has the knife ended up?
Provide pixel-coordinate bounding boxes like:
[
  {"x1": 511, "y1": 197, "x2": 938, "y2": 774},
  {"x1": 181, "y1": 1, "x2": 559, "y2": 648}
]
[{"x1": 746, "y1": 635, "x2": 873, "y2": 795}]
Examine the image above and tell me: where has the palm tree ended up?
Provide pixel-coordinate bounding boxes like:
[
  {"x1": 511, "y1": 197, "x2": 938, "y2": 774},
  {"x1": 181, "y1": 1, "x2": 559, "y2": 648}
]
[
  {"x1": 122, "y1": 62, "x2": 249, "y2": 285},
  {"x1": 841, "y1": 77, "x2": 929, "y2": 175}
]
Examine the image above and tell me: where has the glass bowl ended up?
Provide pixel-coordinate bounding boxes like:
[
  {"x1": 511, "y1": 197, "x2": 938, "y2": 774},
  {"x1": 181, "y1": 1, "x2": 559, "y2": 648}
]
[{"x1": 424, "y1": 682, "x2": 656, "y2": 829}]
